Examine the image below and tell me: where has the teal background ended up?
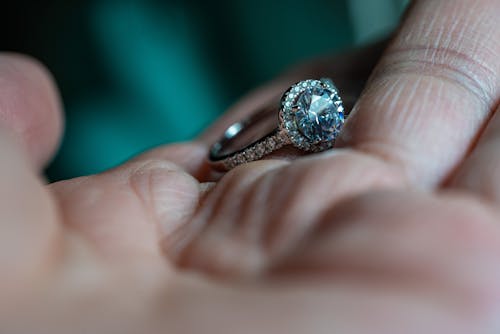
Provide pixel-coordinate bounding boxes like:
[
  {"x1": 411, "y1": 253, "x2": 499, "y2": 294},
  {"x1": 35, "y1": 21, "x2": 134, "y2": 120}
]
[{"x1": 1, "y1": 0, "x2": 408, "y2": 180}]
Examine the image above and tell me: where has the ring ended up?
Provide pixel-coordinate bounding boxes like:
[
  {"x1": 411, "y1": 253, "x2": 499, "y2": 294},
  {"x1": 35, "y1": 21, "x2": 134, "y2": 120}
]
[{"x1": 209, "y1": 78, "x2": 347, "y2": 171}]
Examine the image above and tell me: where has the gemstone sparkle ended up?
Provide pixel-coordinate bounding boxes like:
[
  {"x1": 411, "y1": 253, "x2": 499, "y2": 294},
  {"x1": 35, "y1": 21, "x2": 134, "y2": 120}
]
[{"x1": 293, "y1": 87, "x2": 344, "y2": 143}]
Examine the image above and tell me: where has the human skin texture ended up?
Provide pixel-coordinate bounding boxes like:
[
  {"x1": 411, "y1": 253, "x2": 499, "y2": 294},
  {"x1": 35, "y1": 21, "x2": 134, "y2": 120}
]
[{"x1": 1, "y1": 0, "x2": 500, "y2": 333}]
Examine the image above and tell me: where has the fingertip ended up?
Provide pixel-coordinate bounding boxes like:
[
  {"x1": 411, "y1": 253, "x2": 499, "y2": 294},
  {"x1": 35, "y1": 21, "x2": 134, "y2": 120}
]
[
  {"x1": 128, "y1": 159, "x2": 201, "y2": 238},
  {"x1": 0, "y1": 53, "x2": 63, "y2": 169}
]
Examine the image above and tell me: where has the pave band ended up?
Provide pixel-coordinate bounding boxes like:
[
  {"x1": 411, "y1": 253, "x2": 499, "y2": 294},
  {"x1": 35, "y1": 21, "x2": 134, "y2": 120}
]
[
  {"x1": 210, "y1": 126, "x2": 289, "y2": 171},
  {"x1": 209, "y1": 78, "x2": 347, "y2": 171}
]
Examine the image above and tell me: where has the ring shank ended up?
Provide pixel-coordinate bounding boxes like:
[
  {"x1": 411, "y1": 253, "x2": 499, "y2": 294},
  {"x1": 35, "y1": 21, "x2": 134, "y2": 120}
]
[
  {"x1": 210, "y1": 105, "x2": 281, "y2": 161},
  {"x1": 209, "y1": 104, "x2": 292, "y2": 171}
]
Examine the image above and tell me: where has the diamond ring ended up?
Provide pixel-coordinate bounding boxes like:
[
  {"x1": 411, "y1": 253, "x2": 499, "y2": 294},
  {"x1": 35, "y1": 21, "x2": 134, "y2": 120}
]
[{"x1": 209, "y1": 78, "x2": 347, "y2": 171}]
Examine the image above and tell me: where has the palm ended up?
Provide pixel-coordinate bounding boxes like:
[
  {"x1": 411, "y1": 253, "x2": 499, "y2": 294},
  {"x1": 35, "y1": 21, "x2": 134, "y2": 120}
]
[{"x1": 2, "y1": 0, "x2": 500, "y2": 333}]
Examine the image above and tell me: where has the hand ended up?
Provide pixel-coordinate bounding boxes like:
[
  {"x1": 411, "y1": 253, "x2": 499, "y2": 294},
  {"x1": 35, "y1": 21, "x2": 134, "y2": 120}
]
[{"x1": 2, "y1": 0, "x2": 500, "y2": 333}]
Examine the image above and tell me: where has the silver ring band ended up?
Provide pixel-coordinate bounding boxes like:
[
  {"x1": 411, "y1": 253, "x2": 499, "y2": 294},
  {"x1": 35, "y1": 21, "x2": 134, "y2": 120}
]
[{"x1": 209, "y1": 78, "x2": 349, "y2": 171}]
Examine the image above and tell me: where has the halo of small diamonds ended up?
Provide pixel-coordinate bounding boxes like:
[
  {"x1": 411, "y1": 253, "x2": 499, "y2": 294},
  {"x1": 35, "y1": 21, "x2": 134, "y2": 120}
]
[{"x1": 279, "y1": 78, "x2": 345, "y2": 152}]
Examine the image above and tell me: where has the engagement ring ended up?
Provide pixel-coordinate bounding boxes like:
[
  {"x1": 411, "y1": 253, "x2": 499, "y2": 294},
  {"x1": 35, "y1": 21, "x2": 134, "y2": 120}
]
[{"x1": 209, "y1": 78, "x2": 347, "y2": 171}]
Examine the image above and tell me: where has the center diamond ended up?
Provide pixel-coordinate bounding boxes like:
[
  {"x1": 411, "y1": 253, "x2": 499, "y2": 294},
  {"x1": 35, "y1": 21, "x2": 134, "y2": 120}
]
[{"x1": 294, "y1": 87, "x2": 344, "y2": 143}]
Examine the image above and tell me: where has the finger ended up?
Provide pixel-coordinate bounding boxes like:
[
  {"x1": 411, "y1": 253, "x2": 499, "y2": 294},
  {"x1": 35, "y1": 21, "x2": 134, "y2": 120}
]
[
  {"x1": 50, "y1": 145, "x2": 204, "y2": 264},
  {"x1": 0, "y1": 54, "x2": 63, "y2": 296},
  {"x1": 447, "y1": 104, "x2": 500, "y2": 203},
  {"x1": 337, "y1": 0, "x2": 500, "y2": 187},
  {"x1": 165, "y1": 151, "x2": 406, "y2": 277},
  {"x1": 271, "y1": 191, "x2": 500, "y2": 327},
  {"x1": 0, "y1": 53, "x2": 63, "y2": 169},
  {"x1": 275, "y1": 191, "x2": 500, "y2": 290},
  {"x1": 0, "y1": 53, "x2": 62, "y2": 293}
]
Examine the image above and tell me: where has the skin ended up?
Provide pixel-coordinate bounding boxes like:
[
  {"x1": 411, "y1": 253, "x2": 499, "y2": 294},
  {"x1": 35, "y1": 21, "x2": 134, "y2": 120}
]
[{"x1": 1, "y1": 0, "x2": 500, "y2": 332}]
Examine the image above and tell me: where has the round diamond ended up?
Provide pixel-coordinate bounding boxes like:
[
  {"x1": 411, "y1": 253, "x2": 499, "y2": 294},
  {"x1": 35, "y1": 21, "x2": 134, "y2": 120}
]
[{"x1": 293, "y1": 87, "x2": 344, "y2": 143}]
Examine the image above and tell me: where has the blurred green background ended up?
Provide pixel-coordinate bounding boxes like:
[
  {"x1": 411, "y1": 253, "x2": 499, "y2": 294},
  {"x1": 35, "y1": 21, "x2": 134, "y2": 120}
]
[{"x1": 0, "y1": 0, "x2": 409, "y2": 180}]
